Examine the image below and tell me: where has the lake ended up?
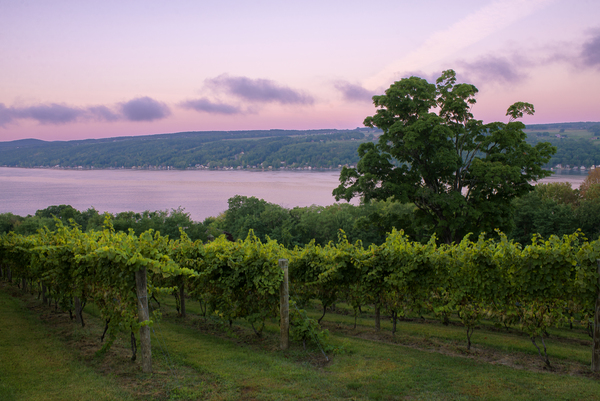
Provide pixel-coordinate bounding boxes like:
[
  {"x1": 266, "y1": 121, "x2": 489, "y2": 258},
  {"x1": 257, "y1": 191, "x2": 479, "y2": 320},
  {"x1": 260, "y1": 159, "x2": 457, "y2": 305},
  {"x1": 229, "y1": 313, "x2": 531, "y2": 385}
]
[
  {"x1": 0, "y1": 167, "x2": 351, "y2": 221},
  {"x1": 0, "y1": 167, "x2": 588, "y2": 221}
]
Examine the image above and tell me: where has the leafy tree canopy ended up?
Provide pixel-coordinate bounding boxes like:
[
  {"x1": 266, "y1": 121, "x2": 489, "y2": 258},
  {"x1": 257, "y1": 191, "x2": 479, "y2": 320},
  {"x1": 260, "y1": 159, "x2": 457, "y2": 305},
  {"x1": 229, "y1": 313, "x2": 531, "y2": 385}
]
[
  {"x1": 580, "y1": 168, "x2": 600, "y2": 199},
  {"x1": 333, "y1": 70, "x2": 556, "y2": 244},
  {"x1": 535, "y1": 182, "x2": 580, "y2": 206}
]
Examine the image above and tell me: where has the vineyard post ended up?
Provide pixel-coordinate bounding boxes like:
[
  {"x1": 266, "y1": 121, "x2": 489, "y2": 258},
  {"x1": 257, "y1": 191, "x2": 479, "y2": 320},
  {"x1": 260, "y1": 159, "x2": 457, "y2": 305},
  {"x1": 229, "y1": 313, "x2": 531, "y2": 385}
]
[
  {"x1": 593, "y1": 260, "x2": 600, "y2": 372},
  {"x1": 179, "y1": 278, "x2": 186, "y2": 318},
  {"x1": 279, "y1": 259, "x2": 289, "y2": 350},
  {"x1": 135, "y1": 267, "x2": 152, "y2": 373}
]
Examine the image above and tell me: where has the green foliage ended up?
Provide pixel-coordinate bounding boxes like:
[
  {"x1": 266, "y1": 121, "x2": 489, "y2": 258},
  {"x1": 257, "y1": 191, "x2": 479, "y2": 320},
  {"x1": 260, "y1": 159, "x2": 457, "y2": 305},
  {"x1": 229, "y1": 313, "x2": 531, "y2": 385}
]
[
  {"x1": 223, "y1": 195, "x2": 296, "y2": 246},
  {"x1": 221, "y1": 195, "x2": 419, "y2": 248},
  {"x1": 581, "y1": 169, "x2": 600, "y2": 198},
  {"x1": 0, "y1": 212, "x2": 24, "y2": 234},
  {"x1": 537, "y1": 139, "x2": 600, "y2": 168},
  {"x1": 535, "y1": 182, "x2": 580, "y2": 205},
  {"x1": 186, "y1": 231, "x2": 285, "y2": 336},
  {"x1": 334, "y1": 69, "x2": 555, "y2": 244},
  {"x1": 511, "y1": 190, "x2": 577, "y2": 245},
  {"x1": 112, "y1": 207, "x2": 200, "y2": 241},
  {"x1": 289, "y1": 301, "x2": 334, "y2": 351},
  {"x1": 509, "y1": 182, "x2": 600, "y2": 243},
  {"x1": 0, "y1": 129, "x2": 371, "y2": 169},
  {"x1": 289, "y1": 231, "x2": 363, "y2": 324},
  {"x1": 3, "y1": 202, "x2": 600, "y2": 365},
  {"x1": 0, "y1": 218, "x2": 195, "y2": 352}
]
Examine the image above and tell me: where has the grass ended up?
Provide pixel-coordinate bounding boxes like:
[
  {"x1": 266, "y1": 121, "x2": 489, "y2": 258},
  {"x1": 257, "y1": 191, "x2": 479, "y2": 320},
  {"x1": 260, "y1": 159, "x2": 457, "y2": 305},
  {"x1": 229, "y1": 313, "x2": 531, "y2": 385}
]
[
  {"x1": 305, "y1": 301, "x2": 593, "y2": 366},
  {"x1": 2, "y1": 280, "x2": 600, "y2": 400},
  {"x1": 0, "y1": 284, "x2": 132, "y2": 401}
]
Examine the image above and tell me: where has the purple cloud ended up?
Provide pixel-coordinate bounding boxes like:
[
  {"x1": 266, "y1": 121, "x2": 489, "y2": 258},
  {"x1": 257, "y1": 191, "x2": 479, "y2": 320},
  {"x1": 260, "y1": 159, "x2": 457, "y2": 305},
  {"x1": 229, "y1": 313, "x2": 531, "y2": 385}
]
[
  {"x1": 14, "y1": 103, "x2": 86, "y2": 124},
  {"x1": 459, "y1": 57, "x2": 526, "y2": 85},
  {"x1": 334, "y1": 81, "x2": 374, "y2": 103},
  {"x1": 0, "y1": 103, "x2": 97, "y2": 126},
  {"x1": 180, "y1": 98, "x2": 241, "y2": 115},
  {"x1": 120, "y1": 96, "x2": 171, "y2": 122},
  {"x1": 87, "y1": 105, "x2": 121, "y2": 122},
  {"x1": 0, "y1": 104, "x2": 15, "y2": 127},
  {"x1": 581, "y1": 31, "x2": 600, "y2": 68},
  {"x1": 0, "y1": 97, "x2": 173, "y2": 128},
  {"x1": 206, "y1": 75, "x2": 314, "y2": 105}
]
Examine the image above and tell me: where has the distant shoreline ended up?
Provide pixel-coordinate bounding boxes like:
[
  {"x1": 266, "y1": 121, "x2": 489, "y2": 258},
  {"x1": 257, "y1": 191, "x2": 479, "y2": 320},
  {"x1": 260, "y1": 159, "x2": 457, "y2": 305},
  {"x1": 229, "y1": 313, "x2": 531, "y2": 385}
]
[
  {"x1": 0, "y1": 165, "x2": 347, "y2": 172},
  {"x1": 0, "y1": 165, "x2": 589, "y2": 175}
]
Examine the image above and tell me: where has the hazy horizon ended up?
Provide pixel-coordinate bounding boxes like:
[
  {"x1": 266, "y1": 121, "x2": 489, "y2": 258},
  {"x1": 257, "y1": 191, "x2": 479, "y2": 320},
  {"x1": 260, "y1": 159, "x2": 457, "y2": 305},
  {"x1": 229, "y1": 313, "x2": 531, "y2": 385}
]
[{"x1": 1, "y1": 0, "x2": 599, "y2": 142}]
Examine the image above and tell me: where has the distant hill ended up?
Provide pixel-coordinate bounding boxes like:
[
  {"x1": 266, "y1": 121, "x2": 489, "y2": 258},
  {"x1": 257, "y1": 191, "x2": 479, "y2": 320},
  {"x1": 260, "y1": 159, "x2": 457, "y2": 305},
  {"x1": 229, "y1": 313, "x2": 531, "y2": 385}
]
[
  {"x1": 0, "y1": 128, "x2": 380, "y2": 170},
  {"x1": 2, "y1": 122, "x2": 599, "y2": 170},
  {"x1": 0, "y1": 138, "x2": 47, "y2": 150},
  {"x1": 523, "y1": 122, "x2": 600, "y2": 168}
]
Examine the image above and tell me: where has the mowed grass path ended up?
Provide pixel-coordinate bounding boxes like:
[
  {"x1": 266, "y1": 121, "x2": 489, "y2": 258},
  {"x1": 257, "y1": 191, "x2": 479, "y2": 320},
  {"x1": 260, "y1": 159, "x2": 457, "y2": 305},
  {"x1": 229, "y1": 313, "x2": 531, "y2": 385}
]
[
  {"x1": 155, "y1": 296, "x2": 600, "y2": 400},
  {"x1": 158, "y1": 317, "x2": 600, "y2": 400},
  {"x1": 0, "y1": 287, "x2": 132, "y2": 401},
  {"x1": 3, "y1": 284, "x2": 600, "y2": 400}
]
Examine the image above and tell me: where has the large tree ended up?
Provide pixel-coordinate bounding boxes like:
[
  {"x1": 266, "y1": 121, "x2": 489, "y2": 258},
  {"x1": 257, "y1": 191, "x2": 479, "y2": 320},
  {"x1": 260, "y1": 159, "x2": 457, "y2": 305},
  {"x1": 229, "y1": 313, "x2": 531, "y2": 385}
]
[{"x1": 333, "y1": 70, "x2": 555, "y2": 244}]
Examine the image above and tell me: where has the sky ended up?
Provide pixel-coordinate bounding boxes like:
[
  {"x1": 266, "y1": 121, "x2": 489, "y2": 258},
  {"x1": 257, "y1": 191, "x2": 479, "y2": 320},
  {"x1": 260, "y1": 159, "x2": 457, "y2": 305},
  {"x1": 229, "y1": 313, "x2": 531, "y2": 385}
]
[{"x1": 1, "y1": 0, "x2": 599, "y2": 142}]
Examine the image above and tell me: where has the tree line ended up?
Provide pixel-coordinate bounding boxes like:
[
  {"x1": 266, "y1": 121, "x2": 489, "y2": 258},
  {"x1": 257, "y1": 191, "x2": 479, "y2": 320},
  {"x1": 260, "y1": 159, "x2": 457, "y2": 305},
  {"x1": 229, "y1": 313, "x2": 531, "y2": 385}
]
[
  {"x1": 0, "y1": 129, "x2": 374, "y2": 170},
  {"x1": 2, "y1": 169, "x2": 600, "y2": 250},
  {"x1": 526, "y1": 137, "x2": 600, "y2": 168}
]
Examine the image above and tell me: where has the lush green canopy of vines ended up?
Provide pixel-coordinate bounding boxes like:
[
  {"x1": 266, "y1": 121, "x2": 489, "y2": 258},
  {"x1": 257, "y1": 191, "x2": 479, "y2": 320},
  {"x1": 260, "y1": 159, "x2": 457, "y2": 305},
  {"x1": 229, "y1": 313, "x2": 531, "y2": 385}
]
[{"x1": 2, "y1": 222, "x2": 599, "y2": 366}]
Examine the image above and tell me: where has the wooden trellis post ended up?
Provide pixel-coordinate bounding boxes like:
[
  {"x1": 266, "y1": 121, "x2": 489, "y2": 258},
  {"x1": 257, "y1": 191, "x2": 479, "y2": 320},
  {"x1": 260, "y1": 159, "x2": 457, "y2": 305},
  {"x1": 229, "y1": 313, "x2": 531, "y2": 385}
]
[
  {"x1": 135, "y1": 267, "x2": 152, "y2": 373},
  {"x1": 592, "y1": 260, "x2": 600, "y2": 372},
  {"x1": 279, "y1": 259, "x2": 289, "y2": 350}
]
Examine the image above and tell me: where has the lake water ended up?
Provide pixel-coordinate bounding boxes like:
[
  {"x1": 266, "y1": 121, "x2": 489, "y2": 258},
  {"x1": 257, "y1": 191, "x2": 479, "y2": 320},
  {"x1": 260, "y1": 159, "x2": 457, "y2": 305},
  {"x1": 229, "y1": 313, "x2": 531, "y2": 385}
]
[
  {"x1": 0, "y1": 167, "x2": 588, "y2": 221},
  {"x1": 0, "y1": 167, "x2": 351, "y2": 221}
]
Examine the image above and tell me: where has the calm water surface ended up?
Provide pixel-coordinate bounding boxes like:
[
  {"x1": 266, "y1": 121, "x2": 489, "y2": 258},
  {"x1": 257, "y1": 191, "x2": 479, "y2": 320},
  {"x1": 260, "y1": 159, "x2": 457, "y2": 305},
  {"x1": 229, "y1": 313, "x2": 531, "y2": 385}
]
[
  {"x1": 0, "y1": 168, "x2": 351, "y2": 220},
  {"x1": 0, "y1": 167, "x2": 588, "y2": 221}
]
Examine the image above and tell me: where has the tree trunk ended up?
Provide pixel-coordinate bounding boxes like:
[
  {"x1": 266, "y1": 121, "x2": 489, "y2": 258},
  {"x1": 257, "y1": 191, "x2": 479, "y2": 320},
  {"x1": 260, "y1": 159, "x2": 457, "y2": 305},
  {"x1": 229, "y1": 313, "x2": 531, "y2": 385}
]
[
  {"x1": 173, "y1": 290, "x2": 181, "y2": 315},
  {"x1": 101, "y1": 320, "x2": 110, "y2": 342},
  {"x1": 318, "y1": 303, "x2": 327, "y2": 324},
  {"x1": 74, "y1": 296, "x2": 85, "y2": 327},
  {"x1": 466, "y1": 326, "x2": 473, "y2": 350},
  {"x1": 42, "y1": 283, "x2": 48, "y2": 305},
  {"x1": 130, "y1": 331, "x2": 137, "y2": 361},
  {"x1": 375, "y1": 304, "x2": 381, "y2": 332},
  {"x1": 531, "y1": 337, "x2": 551, "y2": 368}
]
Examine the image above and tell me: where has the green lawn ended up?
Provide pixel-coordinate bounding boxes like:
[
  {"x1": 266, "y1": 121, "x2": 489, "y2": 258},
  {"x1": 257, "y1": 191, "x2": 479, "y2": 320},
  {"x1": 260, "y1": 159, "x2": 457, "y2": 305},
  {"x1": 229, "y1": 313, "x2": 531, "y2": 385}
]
[
  {"x1": 0, "y1": 286, "x2": 133, "y2": 401},
  {"x1": 2, "y1": 282, "x2": 600, "y2": 400}
]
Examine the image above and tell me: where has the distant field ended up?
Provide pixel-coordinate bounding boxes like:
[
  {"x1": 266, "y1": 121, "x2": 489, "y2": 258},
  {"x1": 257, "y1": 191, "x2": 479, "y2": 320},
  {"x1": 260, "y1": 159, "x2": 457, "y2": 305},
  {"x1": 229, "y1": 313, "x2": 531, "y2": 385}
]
[
  {"x1": 525, "y1": 128, "x2": 592, "y2": 138},
  {"x1": 524, "y1": 128, "x2": 599, "y2": 143}
]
